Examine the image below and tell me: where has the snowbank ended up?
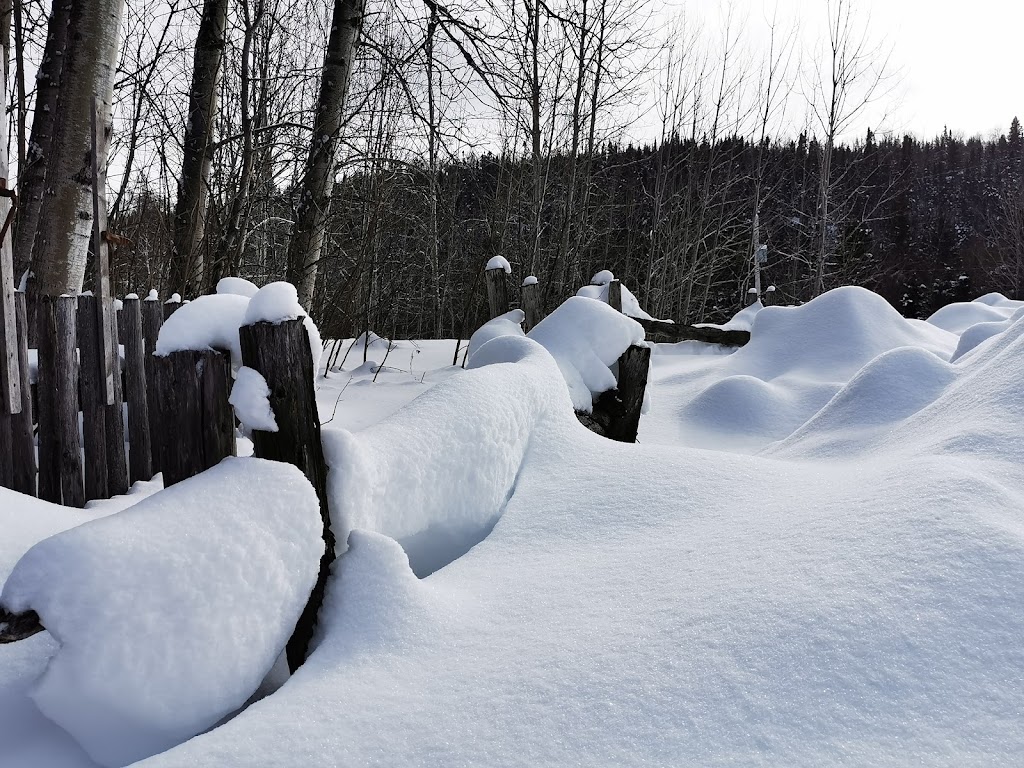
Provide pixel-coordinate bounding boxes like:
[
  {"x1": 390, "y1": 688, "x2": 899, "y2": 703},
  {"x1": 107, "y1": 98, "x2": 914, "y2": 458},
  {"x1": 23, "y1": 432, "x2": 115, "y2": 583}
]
[
  {"x1": 467, "y1": 309, "x2": 524, "y2": 362},
  {"x1": 526, "y1": 296, "x2": 646, "y2": 412},
  {"x1": 1, "y1": 458, "x2": 323, "y2": 767},
  {"x1": 950, "y1": 306, "x2": 1024, "y2": 362},
  {"x1": 926, "y1": 298, "x2": 1019, "y2": 334},
  {"x1": 216, "y1": 277, "x2": 260, "y2": 298}
]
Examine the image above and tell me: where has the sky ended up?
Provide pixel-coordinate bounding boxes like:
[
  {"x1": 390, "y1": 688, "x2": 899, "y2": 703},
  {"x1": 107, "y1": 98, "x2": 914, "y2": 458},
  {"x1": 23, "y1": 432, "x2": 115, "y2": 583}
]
[{"x1": 662, "y1": 0, "x2": 1023, "y2": 143}]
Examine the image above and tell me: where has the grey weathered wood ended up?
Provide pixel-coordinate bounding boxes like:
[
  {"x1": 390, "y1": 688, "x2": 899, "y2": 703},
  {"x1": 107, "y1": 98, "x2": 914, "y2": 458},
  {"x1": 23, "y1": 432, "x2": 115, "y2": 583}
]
[
  {"x1": 163, "y1": 297, "x2": 181, "y2": 321},
  {"x1": 55, "y1": 296, "x2": 84, "y2": 507},
  {"x1": 104, "y1": 302, "x2": 129, "y2": 497},
  {"x1": 607, "y1": 279, "x2": 622, "y2": 312},
  {"x1": 577, "y1": 344, "x2": 651, "y2": 443},
  {"x1": 239, "y1": 319, "x2": 334, "y2": 672},
  {"x1": 152, "y1": 349, "x2": 234, "y2": 487},
  {"x1": 0, "y1": 608, "x2": 44, "y2": 644},
  {"x1": 77, "y1": 295, "x2": 109, "y2": 501},
  {"x1": 12, "y1": 293, "x2": 36, "y2": 495},
  {"x1": 521, "y1": 280, "x2": 543, "y2": 332},
  {"x1": 484, "y1": 266, "x2": 510, "y2": 320},
  {"x1": 90, "y1": 96, "x2": 116, "y2": 406},
  {"x1": 142, "y1": 295, "x2": 163, "y2": 474},
  {"x1": 121, "y1": 297, "x2": 152, "y2": 483},
  {"x1": 0, "y1": 389, "x2": 11, "y2": 488},
  {"x1": 36, "y1": 297, "x2": 59, "y2": 502},
  {"x1": 634, "y1": 317, "x2": 750, "y2": 347}
]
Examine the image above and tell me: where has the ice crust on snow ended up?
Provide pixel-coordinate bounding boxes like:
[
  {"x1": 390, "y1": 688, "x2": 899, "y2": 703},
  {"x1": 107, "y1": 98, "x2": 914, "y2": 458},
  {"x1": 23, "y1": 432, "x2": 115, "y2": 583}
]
[
  {"x1": 230, "y1": 367, "x2": 278, "y2": 432},
  {"x1": 485, "y1": 255, "x2": 511, "y2": 274},
  {"x1": 1, "y1": 459, "x2": 323, "y2": 767},
  {"x1": 216, "y1": 276, "x2": 260, "y2": 298}
]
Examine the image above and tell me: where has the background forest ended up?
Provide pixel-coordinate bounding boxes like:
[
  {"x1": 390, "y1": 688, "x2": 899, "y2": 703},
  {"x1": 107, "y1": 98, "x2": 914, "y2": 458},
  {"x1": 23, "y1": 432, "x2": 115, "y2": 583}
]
[{"x1": 10, "y1": 0, "x2": 1024, "y2": 339}]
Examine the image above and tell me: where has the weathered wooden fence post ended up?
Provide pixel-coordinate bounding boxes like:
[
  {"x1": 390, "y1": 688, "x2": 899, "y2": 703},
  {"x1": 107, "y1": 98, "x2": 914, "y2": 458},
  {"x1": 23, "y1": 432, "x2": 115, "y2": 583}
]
[
  {"x1": 485, "y1": 260, "x2": 510, "y2": 320},
  {"x1": 607, "y1": 279, "x2": 623, "y2": 312},
  {"x1": 142, "y1": 291, "x2": 163, "y2": 476},
  {"x1": 521, "y1": 276, "x2": 543, "y2": 332},
  {"x1": 77, "y1": 294, "x2": 109, "y2": 501},
  {"x1": 152, "y1": 349, "x2": 234, "y2": 487},
  {"x1": 12, "y1": 293, "x2": 35, "y2": 495},
  {"x1": 104, "y1": 302, "x2": 129, "y2": 497},
  {"x1": 121, "y1": 296, "x2": 152, "y2": 483},
  {"x1": 581, "y1": 344, "x2": 651, "y2": 444},
  {"x1": 163, "y1": 293, "x2": 181, "y2": 321},
  {"x1": 238, "y1": 318, "x2": 334, "y2": 672},
  {"x1": 36, "y1": 296, "x2": 85, "y2": 506}
]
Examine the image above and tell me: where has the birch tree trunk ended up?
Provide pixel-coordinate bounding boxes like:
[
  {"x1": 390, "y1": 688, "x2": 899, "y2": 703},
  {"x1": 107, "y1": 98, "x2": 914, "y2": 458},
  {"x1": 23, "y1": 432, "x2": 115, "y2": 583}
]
[
  {"x1": 12, "y1": 0, "x2": 70, "y2": 287},
  {"x1": 167, "y1": 0, "x2": 228, "y2": 297},
  {"x1": 285, "y1": 0, "x2": 365, "y2": 310},
  {"x1": 30, "y1": 0, "x2": 124, "y2": 298}
]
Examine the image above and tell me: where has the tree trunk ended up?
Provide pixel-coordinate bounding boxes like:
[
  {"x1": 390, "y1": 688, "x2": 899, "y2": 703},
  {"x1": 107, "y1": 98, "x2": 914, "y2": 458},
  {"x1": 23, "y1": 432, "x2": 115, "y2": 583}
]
[
  {"x1": 12, "y1": 0, "x2": 69, "y2": 288},
  {"x1": 285, "y1": 0, "x2": 365, "y2": 309},
  {"x1": 168, "y1": 0, "x2": 228, "y2": 297}
]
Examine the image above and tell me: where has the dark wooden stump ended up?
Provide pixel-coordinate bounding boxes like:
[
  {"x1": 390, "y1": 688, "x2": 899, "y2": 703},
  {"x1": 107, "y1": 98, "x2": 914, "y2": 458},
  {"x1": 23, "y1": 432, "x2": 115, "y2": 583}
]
[
  {"x1": 78, "y1": 295, "x2": 109, "y2": 501},
  {"x1": 239, "y1": 319, "x2": 334, "y2": 672},
  {"x1": 152, "y1": 349, "x2": 235, "y2": 487},
  {"x1": 12, "y1": 293, "x2": 35, "y2": 495},
  {"x1": 142, "y1": 295, "x2": 163, "y2": 475},
  {"x1": 121, "y1": 297, "x2": 152, "y2": 483},
  {"x1": 521, "y1": 279, "x2": 543, "y2": 332},
  {"x1": 577, "y1": 344, "x2": 651, "y2": 443},
  {"x1": 104, "y1": 301, "x2": 129, "y2": 497},
  {"x1": 485, "y1": 266, "x2": 510, "y2": 320},
  {"x1": 0, "y1": 608, "x2": 44, "y2": 644},
  {"x1": 607, "y1": 279, "x2": 622, "y2": 312}
]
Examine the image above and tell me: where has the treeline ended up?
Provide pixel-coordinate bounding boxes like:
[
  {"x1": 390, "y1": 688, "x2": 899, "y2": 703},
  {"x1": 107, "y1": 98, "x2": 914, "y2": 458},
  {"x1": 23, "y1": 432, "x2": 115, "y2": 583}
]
[{"x1": 110, "y1": 120, "x2": 1024, "y2": 337}]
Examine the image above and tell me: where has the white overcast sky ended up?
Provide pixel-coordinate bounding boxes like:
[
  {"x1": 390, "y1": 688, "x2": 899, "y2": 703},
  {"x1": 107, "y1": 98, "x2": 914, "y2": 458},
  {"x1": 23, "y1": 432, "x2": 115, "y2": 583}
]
[{"x1": 660, "y1": 0, "x2": 1023, "y2": 142}]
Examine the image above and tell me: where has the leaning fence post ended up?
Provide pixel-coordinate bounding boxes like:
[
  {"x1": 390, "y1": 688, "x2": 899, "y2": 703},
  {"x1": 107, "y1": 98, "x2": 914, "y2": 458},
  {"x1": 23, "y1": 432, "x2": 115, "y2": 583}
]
[
  {"x1": 104, "y1": 299, "x2": 129, "y2": 497},
  {"x1": 238, "y1": 318, "x2": 334, "y2": 672},
  {"x1": 521, "y1": 276, "x2": 543, "y2": 332},
  {"x1": 152, "y1": 348, "x2": 234, "y2": 487},
  {"x1": 484, "y1": 257, "x2": 511, "y2": 320},
  {"x1": 77, "y1": 294, "x2": 110, "y2": 501},
  {"x1": 122, "y1": 296, "x2": 152, "y2": 483},
  {"x1": 142, "y1": 290, "x2": 163, "y2": 476},
  {"x1": 12, "y1": 293, "x2": 35, "y2": 495}
]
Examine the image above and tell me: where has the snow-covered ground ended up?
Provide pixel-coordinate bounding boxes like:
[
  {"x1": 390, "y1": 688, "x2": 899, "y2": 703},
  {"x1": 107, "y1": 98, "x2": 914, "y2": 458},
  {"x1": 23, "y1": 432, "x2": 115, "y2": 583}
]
[{"x1": 4, "y1": 286, "x2": 1024, "y2": 766}]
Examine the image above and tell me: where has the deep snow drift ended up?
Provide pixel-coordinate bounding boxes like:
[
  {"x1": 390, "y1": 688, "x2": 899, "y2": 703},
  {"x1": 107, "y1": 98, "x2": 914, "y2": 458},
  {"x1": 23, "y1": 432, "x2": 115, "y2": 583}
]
[{"x1": 5, "y1": 285, "x2": 1024, "y2": 766}]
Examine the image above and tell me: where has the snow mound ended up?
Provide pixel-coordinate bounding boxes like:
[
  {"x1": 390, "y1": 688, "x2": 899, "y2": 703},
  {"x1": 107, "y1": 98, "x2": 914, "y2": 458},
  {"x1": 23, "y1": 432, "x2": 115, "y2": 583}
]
[
  {"x1": 323, "y1": 334, "x2": 579, "y2": 577},
  {"x1": 244, "y1": 282, "x2": 323, "y2": 373},
  {"x1": 590, "y1": 269, "x2": 614, "y2": 285},
  {"x1": 230, "y1": 366, "x2": 278, "y2": 433},
  {"x1": 1, "y1": 458, "x2": 323, "y2": 767},
  {"x1": 485, "y1": 255, "x2": 511, "y2": 274},
  {"x1": 736, "y1": 286, "x2": 956, "y2": 382},
  {"x1": 154, "y1": 293, "x2": 249, "y2": 369},
  {"x1": 522, "y1": 275, "x2": 538, "y2": 287},
  {"x1": 972, "y1": 291, "x2": 1022, "y2": 308},
  {"x1": 467, "y1": 309, "x2": 524, "y2": 362},
  {"x1": 216, "y1": 276, "x2": 260, "y2": 298},
  {"x1": 718, "y1": 299, "x2": 763, "y2": 331},
  {"x1": 576, "y1": 279, "x2": 655, "y2": 320},
  {"x1": 950, "y1": 306, "x2": 1024, "y2": 362},
  {"x1": 527, "y1": 296, "x2": 646, "y2": 411},
  {"x1": 926, "y1": 300, "x2": 1017, "y2": 334}
]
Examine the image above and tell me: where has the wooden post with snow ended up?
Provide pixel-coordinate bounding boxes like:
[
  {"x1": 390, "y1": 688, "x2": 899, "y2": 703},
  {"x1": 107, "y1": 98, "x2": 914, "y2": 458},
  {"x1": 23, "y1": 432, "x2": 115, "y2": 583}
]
[
  {"x1": 12, "y1": 293, "x2": 35, "y2": 495},
  {"x1": 122, "y1": 296, "x2": 152, "y2": 483},
  {"x1": 78, "y1": 294, "x2": 110, "y2": 501},
  {"x1": 484, "y1": 257, "x2": 510, "y2": 320},
  {"x1": 521, "y1": 276, "x2": 543, "y2": 332},
  {"x1": 142, "y1": 291, "x2": 163, "y2": 475},
  {"x1": 607, "y1": 279, "x2": 622, "y2": 312},
  {"x1": 238, "y1": 318, "x2": 334, "y2": 672},
  {"x1": 152, "y1": 348, "x2": 234, "y2": 487},
  {"x1": 163, "y1": 293, "x2": 182, "y2": 321},
  {"x1": 104, "y1": 303, "x2": 129, "y2": 497},
  {"x1": 582, "y1": 344, "x2": 651, "y2": 444}
]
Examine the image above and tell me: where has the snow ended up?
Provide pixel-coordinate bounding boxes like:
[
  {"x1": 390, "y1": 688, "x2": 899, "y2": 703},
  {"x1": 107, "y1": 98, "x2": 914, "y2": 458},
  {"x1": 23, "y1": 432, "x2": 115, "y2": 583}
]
[
  {"x1": 951, "y1": 305, "x2": 1024, "y2": 362},
  {"x1": 522, "y1": 275, "x2": 538, "y2": 287},
  {"x1": 1, "y1": 459, "x2": 323, "y2": 767},
  {"x1": 590, "y1": 269, "x2": 614, "y2": 285},
  {"x1": 216, "y1": 276, "x2": 260, "y2": 298},
  {"x1": 154, "y1": 293, "x2": 249, "y2": 369},
  {"x1": 145, "y1": 289, "x2": 158, "y2": 302},
  {"x1": 244, "y1": 282, "x2": 323, "y2": 374},
  {"x1": 485, "y1": 255, "x2": 511, "y2": 274},
  {"x1": 466, "y1": 308, "x2": 524, "y2": 362},
  {"x1": 8, "y1": 283, "x2": 1024, "y2": 767},
  {"x1": 926, "y1": 299, "x2": 1019, "y2": 334},
  {"x1": 165, "y1": 293, "x2": 181, "y2": 305},
  {"x1": 124, "y1": 293, "x2": 138, "y2": 300},
  {"x1": 576, "y1": 278, "x2": 656, "y2": 320},
  {"x1": 230, "y1": 367, "x2": 278, "y2": 433}
]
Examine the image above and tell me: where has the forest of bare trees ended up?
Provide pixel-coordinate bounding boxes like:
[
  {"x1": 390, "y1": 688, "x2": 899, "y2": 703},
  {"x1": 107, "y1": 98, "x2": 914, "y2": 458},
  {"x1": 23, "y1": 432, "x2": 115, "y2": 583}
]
[{"x1": 6, "y1": 0, "x2": 1024, "y2": 343}]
